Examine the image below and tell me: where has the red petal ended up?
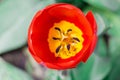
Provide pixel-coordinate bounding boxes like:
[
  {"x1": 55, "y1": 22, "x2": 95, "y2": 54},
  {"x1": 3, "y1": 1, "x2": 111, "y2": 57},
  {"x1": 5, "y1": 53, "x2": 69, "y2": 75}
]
[
  {"x1": 86, "y1": 11, "x2": 97, "y2": 33},
  {"x1": 80, "y1": 11, "x2": 97, "y2": 62},
  {"x1": 82, "y1": 34, "x2": 97, "y2": 62},
  {"x1": 28, "y1": 10, "x2": 57, "y2": 63},
  {"x1": 48, "y1": 3, "x2": 93, "y2": 36},
  {"x1": 46, "y1": 3, "x2": 94, "y2": 63},
  {"x1": 45, "y1": 61, "x2": 76, "y2": 70}
]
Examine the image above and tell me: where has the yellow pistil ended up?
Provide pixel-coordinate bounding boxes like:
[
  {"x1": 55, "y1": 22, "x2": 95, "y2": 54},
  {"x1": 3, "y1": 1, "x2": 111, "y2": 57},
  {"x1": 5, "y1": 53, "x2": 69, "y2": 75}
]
[{"x1": 47, "y1": 20, "x2": 84, "y2": 59}]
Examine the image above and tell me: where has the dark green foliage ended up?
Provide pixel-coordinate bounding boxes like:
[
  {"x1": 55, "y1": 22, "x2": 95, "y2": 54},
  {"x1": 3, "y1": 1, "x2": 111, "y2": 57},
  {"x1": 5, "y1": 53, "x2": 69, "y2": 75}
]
[{"x1": 56, "y1": 0, "x2": 87, "y2": 9}]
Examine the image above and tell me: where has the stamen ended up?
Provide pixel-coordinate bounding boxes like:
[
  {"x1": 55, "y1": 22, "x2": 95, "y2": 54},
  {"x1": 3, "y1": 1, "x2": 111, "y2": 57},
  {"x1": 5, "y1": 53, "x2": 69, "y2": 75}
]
[
  {"x1": 52, "y1": 37, "x2": 60, "y2": 40},
  {"x1": 67, "y1": 44, "x2": 70, "y2": 50},
  {"x1": 67, "y1": 29, "x2": 72, "y2": 32},
  {"x1": 48, "y1": 20, "x2": 84, "y2": 59},
  {"x1": 55, "y1": 27, "x2": 61, "y2": 32},
  {"x1": 73, "y1": 37, "x2": 80, "y2": 42},
  {"x1": 56, "y1": 45, "x2": 61, "y2": 53},
  {"x1": 73, "y1": 48, "x2": 77, "y2": 51}
]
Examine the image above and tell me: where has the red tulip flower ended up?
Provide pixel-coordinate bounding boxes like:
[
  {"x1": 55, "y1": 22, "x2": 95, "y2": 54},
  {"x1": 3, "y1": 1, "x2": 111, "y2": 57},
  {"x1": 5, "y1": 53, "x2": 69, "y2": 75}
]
[{"x1": 28, "y1": 3, "x2": 97, "y2": 69}]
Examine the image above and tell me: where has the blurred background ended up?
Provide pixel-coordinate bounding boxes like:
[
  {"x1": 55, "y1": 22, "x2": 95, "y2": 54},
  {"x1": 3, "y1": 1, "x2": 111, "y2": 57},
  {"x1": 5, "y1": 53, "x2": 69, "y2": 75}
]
[{"x1": 0, "y1": 0, "x2": 120, "y2": 80}]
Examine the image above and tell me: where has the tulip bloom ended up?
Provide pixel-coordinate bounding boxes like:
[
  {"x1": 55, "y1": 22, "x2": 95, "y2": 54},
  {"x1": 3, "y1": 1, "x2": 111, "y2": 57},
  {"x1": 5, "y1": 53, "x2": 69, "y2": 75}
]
[{"x1": 28, "y1": 3, "x2": 97, "y2": 69}]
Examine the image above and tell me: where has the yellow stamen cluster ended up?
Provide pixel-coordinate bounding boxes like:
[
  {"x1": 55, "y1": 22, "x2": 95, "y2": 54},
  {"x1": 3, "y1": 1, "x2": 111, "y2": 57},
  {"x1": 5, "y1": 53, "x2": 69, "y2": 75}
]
[{"x1": 48, "y1": 20, "x2": 84, "y2": 59}]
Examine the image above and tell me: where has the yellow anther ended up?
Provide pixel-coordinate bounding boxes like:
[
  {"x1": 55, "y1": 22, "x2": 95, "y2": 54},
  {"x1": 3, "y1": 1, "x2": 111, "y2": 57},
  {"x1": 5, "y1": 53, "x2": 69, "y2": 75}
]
[{"x1": 48, "y1": 20, "x2": 84, "y2": 59}]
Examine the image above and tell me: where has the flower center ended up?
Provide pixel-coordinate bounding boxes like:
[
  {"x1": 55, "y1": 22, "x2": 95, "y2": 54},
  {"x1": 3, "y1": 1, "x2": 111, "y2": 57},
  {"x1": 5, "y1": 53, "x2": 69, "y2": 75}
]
[{"x1": 48, "y1": 20, "x2": 84, "y2": 59}]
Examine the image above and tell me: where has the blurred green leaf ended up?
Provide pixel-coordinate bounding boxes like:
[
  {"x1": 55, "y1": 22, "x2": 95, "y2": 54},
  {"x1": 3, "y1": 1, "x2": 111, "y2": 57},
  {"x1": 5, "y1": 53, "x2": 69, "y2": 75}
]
[
  {"x1": 84, "y1": 0, "x2": 120, "y2": 12},
  {"x1": 106, "y1": 14, "x2": 120, "y2": 37},
  {"x1": 109, "y1": 37, "x2": 120, "y2": 62},
  {"x1": 56, "y1": 0, "x2": 86, "y2": 8},
  {"x1": 70, "y1": 54, "x2": 111, "y2": 80},
  {"x1": 90, "y1": 56, "x2": 111, "y2": 80},
  {"x1": 94, "y1": 13, "x2": 106, "y2": 36},
  {"x1": 56, "y1": 0, "x2": 73, "y2": 3},
  {"x1": 103, "y1": 37, "x2": 120, "y2": 80},
  {"x1": 70, "y1": 54, "x2": 94, "y2": 80},
  {"x1": 45, "y1": 69, "x2": 60, "y2": 80},
  {"x1": 45, "y1": 69, "x2": 71, "y2": 80},
  {"x1": 24, "y1": 48, "x2": 46, "y2": 80},
  {"x1": 95, "y1": 37, "x2": 107, "y2": 57},
  {"x1": 108, "y1": 55, "x2": 120, "y2": 80},
  {"x1": 0, "y1": 57, "x2": 33, "y2": 80},
  {"x1": 0, "y1": 0, "x2": 55, "y2": 54}
]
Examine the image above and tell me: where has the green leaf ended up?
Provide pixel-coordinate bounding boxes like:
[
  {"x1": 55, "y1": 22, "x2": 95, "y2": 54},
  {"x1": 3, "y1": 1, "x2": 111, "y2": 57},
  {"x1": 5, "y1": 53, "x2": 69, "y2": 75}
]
[
  {"x1": 94, "y1": 13, "x2": 106, "y2": 36},
  {"x1": 84, "y1": 0, "x2": 120, "y2": 12},
  {"x1": 56, "y1": 0, "x2": 73, "y2": 3},
  {"x1": 108, "y1": 55, "x2": 120, "y2": 80},
  {"x1": 105, "y1": 37, "x2": 120, "y2": 80},
  {"x1": 106, "y1": 14, "x2": 120, "y2": 37},
  {"x1": 0, "y1": 57, "x2": 33, "y2": 80},
  {"x1": 24, "y1": 48, "x2": 46, "y2": 80},
  {"x1": 70, "y1": 54, "x2": 94, "y2": 80},
  {"x1": 90, "y1": 56, "x2": 111, "y2": 80},
  {"x1": 0, "y1": 0, "x2": 55, "y2": 54},
  {"x1": 95, "y1": 37, "x2": 107, "y2": 57},
  {"x1": 45, "y1": 69, "x2": 59, "y2": 80},
  {"x1": 56, "y1": 0, "x2": 86, "y2": 8},
  {"x1": 109, "y1": 37, "x2": 120, "y2": 62},
  {"x1": 45, "y1": 69, "x2": 71, "y2": 80},
  {"x1": 70, "y1": 54, "x2": 111, "y2": 80}
]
